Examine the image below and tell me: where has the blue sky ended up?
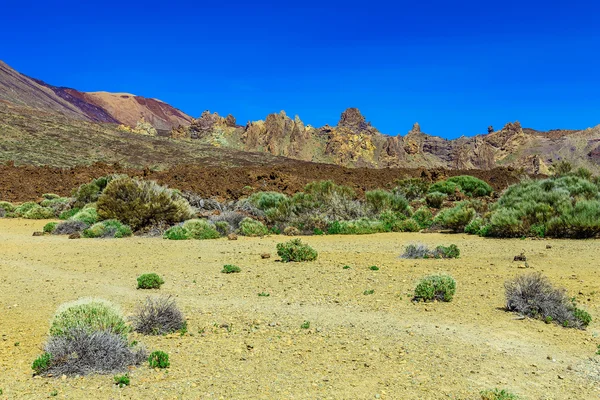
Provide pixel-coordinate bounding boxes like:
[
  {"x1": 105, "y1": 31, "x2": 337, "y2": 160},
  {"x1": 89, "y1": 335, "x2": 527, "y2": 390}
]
[{"x1": 1, "y1": 0, "x2": 599, "y2": 138}]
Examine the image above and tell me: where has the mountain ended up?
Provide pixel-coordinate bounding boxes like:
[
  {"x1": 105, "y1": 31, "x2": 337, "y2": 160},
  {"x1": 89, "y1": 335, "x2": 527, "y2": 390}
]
[
  {"x1": 0, "y1": 60, "x2": 191, "y2": 131},
  {"x1": 1, "y1": 60, "x2": 599, "y2": 173},
  {"x1": 172, "y1": 108, "x2": 600, "y2": 173}
]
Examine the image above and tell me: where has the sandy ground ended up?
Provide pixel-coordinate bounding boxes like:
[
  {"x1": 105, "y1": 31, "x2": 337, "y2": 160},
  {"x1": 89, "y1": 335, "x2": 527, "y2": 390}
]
[{"x1": 0, "y1": 218, "x2": 599, "y2": 399}]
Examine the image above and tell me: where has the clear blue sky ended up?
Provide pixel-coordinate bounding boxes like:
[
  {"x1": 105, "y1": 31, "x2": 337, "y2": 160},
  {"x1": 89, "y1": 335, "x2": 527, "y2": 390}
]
[{"x1": 1, "y1": 0, "x2": 599, "y2": 138}]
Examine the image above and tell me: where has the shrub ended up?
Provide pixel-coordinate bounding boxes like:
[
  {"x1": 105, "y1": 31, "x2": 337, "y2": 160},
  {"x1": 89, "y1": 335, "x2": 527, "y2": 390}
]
[
  {"x1": 550, "y1": 160, "x2": 572, "y2": 176},
  {"x1": 41, "y1": 329, "x2": 145, "y2": 376},
  {"x1": 222, "y1": 264, "x2": 241, "y2": 274},
  {"x1": 412, "y1": 206, "x2": 433, "y2": 229},
  {"x1": 42, "y1": 193, "x2": 61, "y2": 200},
  {"x1": 428, "y1": 180, "x2": 460, "y2": 196},
  {"x1": 131, "y1": 296, "x2": 186, "y2": 335},
  {"x1": 239, "y1": 217, "x2": 269, "y2": 237},
  {"x1": 486, "y1": 175, "x2": 600, "y2": 238},
  {"x1": 214, "y1": 221, "x2": 231, "y2": 236},
  {"x1": 505, "y1": 272, "x2": 591, "y2": 329},
  {"x1": 72, "y1": 176, "x2": 114, "y2": 208},
  {"x1": 14, "y1": 202, "x2": 39, "y2": 217},
  {"x1": 163, "y1": 225, "x2": 189, "y2": 240},
  {"x1": 377, "y1": 210, "x2": 407, "y2": 232},
  {"x1": 464, "y1": 217, "x2": 484, "y2": 235},
  {"x1": 248, "y1": 191, "x2": 288, "y2": 211},
  {"x1": 284, "y1": 226, "x2": 301, "y2": 236},
  {"x1": 49, "y1": 299, "x2": 129, "y2": 337},
  {"x1": 97, "y1": 177, "x2": 194, "y2": 231},
  {"x1": 399, "y1": 218, "x2": 421, "y2": 232},
  {"x1": 434, "y1": 202, "x2": 475, "y2": 232},
  {"x1": 401, "y1": 244, "x2": 460, "y2": 259},
  {"x1": 425, "y1": 192, "x2": 447, "y2": 208},
  {"x1": 43, "y1": 222, "x2": 58, "y2": 233},
  {"x1": 53, "y1": 220, "x2": 88, "y2": 235},
  {"x1": 446, "y1": 175, "x2": 493, "y2": 197},
  {"x1": 114, "y1": 374, "x2": 130, "y2": 387},
  {"x1": 83, "y1": 220, "x2": 133, "y2": 238},
  {"x1": 148, "y1": 351, "x2": 170, "y2": 369},
  {"x1": 327, "y1": 218, "x2": 387, "y2": 235},
  {"x1": 210, "y1": 211, "x2": 246, "y2": 231},
  {"x1": 365, "y1": 189, "x2": 409, "y2": 214},
  {"x1": 32, "y1": 352, "x2": 53, "y2": 375},
  {"x1": 137, "y1": 273, "x2": 165, "y2": 289},
  {"x1": 414, "y1": 275, "x2": 456, "y2": 302},
  {"x1": 70, "y1": 208, "x2": 98, "y2": 225},
  {"x1": 277, "y1": 239, "x2": 318, "y2": 262},
  {"x1": 183, "y1": 219, "x2": 221, "y2": 239},
  {"x1": 480, "y1": 389, "x2": 519, "y2": 400},
  {"x1": 59, "y1": 207, "x2": 80, "y2": 220},
  {"x1": 0, "y1": 201, "x2": 16, "y2": 213},
  {"x1": 394, "y1": 178, "x2": 430, "y2": 201},
  {"x1": 23, "y1": 206, "x2": 55, "y2": 219}
]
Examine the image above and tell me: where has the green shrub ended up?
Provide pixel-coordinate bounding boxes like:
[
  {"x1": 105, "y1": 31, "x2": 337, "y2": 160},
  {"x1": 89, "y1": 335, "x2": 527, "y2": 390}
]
[
  {"x1": 277, "y1": 239, "x2": 318, "y2": 262},
  {"x1": 163, "y1": 226, "x2": 189, "y2": 240},
  {"x1": 446, "y1": 176, "x2": 493, "y2": 197},
  {"x1": 23, "y1": 206, "x2": 55, "y2": 219},
  {"x1": 148, "y1": 351, "x2": 170, "y2": 369},
  {"x1": 32, "y1": 352, "x2": 52, "y2": 375},
  {"x1": 183, "y1": 219, "x2": 220, "y2": 239},
  {"x1": 72, "y1": 176, "x2": 114, "y2": 208},
  {"x1": 428, "y1": 180, "x2": 460, "y2": 196},
  {"x1": 83, "y1": 220, "x2": 133, "y2": 238},
  {"x1": 425, "y1": 192, "x2": 447, "y2": 208},
  {"x1": 49, "y1": 299, "x2": 129, "y2": 337},
  {"x1": 239, "y1": 218, "x2": 269, "y2": 237},
  {"x1": 43, "y1": 222, "x2": 58, "y2": 233},
  {"x1": 70, "y1": 208, "x2": 98, "y2": 225},
  {"x1": 434, "y1": 244, "x2": 460, "y2": 259},
  {"x1": 137, "y1": 273, "x2": 165, "y2": 289},
  {"x1": 414, "y1": 275, "x2": 456, "y2": 302},
  {"x1": 377, "y1": 211, "x2": 407, "y2": 232},
  {"x1": 550, "y1": 160, "x2": 572, "y2": 176},
  {"x1": 114, "y1": 374, "x2": 130, "y2": 388},
  {"x1": 214, "y1": 221, "x2": 231, "y2": 236},
  {"x1": 222, "y1": 264, "x2": 241, "y2": 274},
  {"x1": 365, "y1": 189, "x2": 409, "y2": 214},
  {"x1": 42, "y1": 193, "x2": 61, "y2": 200},
  {"x1": 480, "y1": 389, "x2": 519, "y2": 400},
  {"x1": 59, "y1": 207, "x2": 80, "y2": 220},
  {"x1": 464, "y1": 217, "x2": 484, "y2": 234},
  {"x1": 0, "y1": 201, "x2": 16, "y2": 213},
  {"x1": 40, "y1": 197, "x2": 69, "y2": 208},
  {"x1": 434, "y1": 202, "x2": 475, "y2": 232},
  {"x1": 97, "y1": 177, "x2": 194, "y2": 231},
  {"x1": 412, "y1": 206, "x2": 433, "y2": 228},
  {"x1": 394, "y1": 178, "x2": 430, "y2": 201},
  {"x1": 398, "y1": 218, "x2": 421, "y2": 232},
  {"x1": 14, "y1": 202, "x2": 39, "y2": 216},
  {"x1": 248, "y1": 191, "x2": 288, "y2": 211},
  {"x1": 328, "y1": 218, "x2": 387, "y2": 235}
]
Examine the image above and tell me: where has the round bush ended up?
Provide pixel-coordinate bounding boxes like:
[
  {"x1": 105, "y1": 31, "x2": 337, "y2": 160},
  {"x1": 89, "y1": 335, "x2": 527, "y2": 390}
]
[
  {"x1": 414, "y1": 275, "x2": 456, "y2": 302},
  {"x1": 425, "y1": 192, "x2": 448, "y2": 208},
  {"x1": 23, "y1": 206, "x2": 55, "y2": 219},
  {"x1": 163, "y1": 225, "x2": 189, "y2": 240},
  {"x1": 148, "y1": 351, "x2": 170, "y2": 369},
  {"x1": 43, "y1": 222, "x2": 58, "y2": 233},
  {"x1": 239, "y1": 217, "x2": 269, "y2": 237},
  {"x1": 276, "y1": 239, "x2": 318, "y2": 262},
  {"x1": 83, "y1": 220, "x2": 132, "y2": 238},
  {"x1": 182, "y1": 219, "x2": 220, "y2": 239},
  {"x1": 137, "y1": 273, "x2": 165, "y2": 289},
  {"x1": 50, "y1": 298, "x2": 129, "y2": 337}
]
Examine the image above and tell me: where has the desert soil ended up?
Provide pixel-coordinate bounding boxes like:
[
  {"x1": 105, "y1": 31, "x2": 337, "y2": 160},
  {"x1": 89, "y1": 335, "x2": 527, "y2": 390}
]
[{"x1": 0, "y1": 219, "x2": 599, "y2": 399}]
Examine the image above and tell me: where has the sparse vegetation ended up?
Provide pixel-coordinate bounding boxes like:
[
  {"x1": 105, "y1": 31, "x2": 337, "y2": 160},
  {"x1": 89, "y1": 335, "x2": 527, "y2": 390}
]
[
  {"x1": 276, "y1": 239, "x2": 318, "y2": 262},
  {"x1": 505, "y1": 272, "x2": 591, "y2": 329},
  {"x1": 131, "y1": 296, "x2": 186, "y2": 335},
  {"x1": 137, "y1": 273, "x2": 165, "y2": 289},
  {"x1": 480, "y1": 388, "x2": 519, "y2": 400},
  {"x1": 114, "y1": 374, "x2": 130, "y2": 388},
  {"x1": 414, "y1": 275, "x2": 456, "y2": 302}
]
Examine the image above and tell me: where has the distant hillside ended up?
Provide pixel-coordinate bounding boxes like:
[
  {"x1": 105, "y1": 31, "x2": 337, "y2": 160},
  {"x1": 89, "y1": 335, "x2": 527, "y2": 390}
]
[{"x1": 0, "y1": 60, "x2": 191, "y2": 130}]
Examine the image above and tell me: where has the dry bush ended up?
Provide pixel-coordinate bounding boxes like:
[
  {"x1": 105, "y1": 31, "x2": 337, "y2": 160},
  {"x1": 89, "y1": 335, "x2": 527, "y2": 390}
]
[{"x1": 131, "y1": 296, "x2": 186, "y2": 335}]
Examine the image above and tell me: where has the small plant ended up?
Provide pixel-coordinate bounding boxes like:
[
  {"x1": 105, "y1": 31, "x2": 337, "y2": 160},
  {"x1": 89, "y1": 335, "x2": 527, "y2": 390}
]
[
  {"x1": 480, "y1": 388, "x2": 519, "y2": 400},
  {"x1": 82, "y1": 220, "x2": 133, "y2": 238},
  {"x1": 276, "y1": 239, "x2": 318, "y2": 262},
  {"x1": 131, "y1": 296, "x2": 186, "y2": 335},
  {"x1": 414, "y1": 275, "x2": 456, "y2": 302},
  {"x1": 50, "y1": 390, "x2": 58, "y2": 396},
  {"x1": 313, "y1": 228, "x2": 324, "y2": 235},
  {"x1": 32, "y1": 352, "x2": 52, "y2": 375},
  {"x1": 222, "y1": 264, "x2": 241, "y2": 274},
  {"x1": 114, "y1": 374, "x2": 130, "y2": 387},
  {"x1": 137, "y1": 273, "x2": 165, "y2": 289},
  {"x1": 148, "y1": 351, "x2": 170, "y2": 369},
  {"x1": 343, "y1": 265, "x2": 351, "y2": 269},
  {"x1": 258, "y1": 292, "x2": 270, "y2": 297},
  {"x1": 363, "y1": 289, "x2": 375, "y2": 295},
  {"x1": 182, "y1": 219, "x2": 221, "y2": 240},
  {"x1": 59, "y1": 207, "x2": 80, "y2": 220},
  {"x1": 596, "y1": 345, "x2": 600, "y2": 355},
  {"x1": 300, "y1": 321, "x2": 310, "y2": 329},
  {"x1": 369, "y1": 265, "x2": 379, "y2": 271},
  {"x1": 433, "y1": 244, "x2": 460, "y2": 259},
  {"x1": 70, "y1": 208, "x2": 98, "y2": 225},
  {"x1": 43, "y1": 222, "x2": 58, "y2": 233},
  {"x1": 163, "y1": 225, "x2": 189, "y2": 240},
  {"x1": 239, "y1": 217, "x2": 269, "y2": 237}
]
